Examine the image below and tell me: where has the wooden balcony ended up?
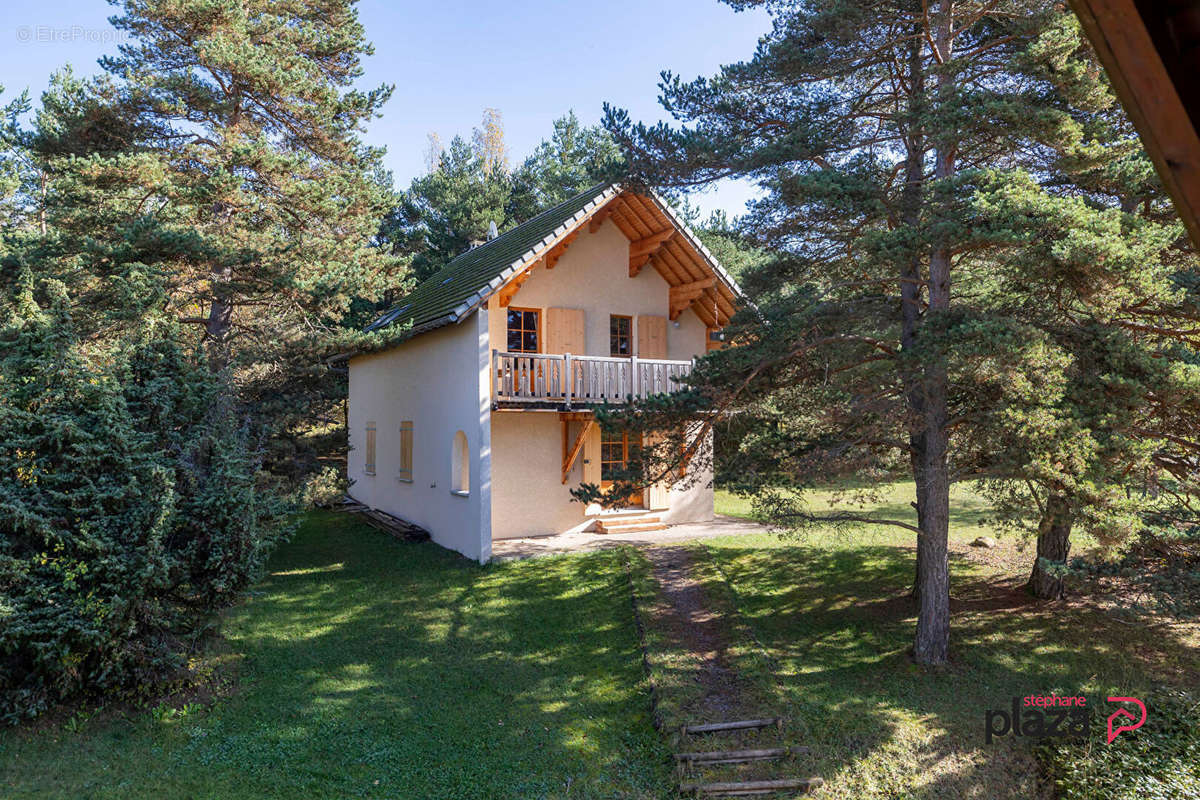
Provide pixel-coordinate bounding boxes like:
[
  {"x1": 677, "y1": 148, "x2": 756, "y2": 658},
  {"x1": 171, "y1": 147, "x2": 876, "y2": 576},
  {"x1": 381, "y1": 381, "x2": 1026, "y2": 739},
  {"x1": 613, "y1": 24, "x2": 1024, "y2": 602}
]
[{"x1": 493, "y1": 350, "x2": 694, "y2": 408}]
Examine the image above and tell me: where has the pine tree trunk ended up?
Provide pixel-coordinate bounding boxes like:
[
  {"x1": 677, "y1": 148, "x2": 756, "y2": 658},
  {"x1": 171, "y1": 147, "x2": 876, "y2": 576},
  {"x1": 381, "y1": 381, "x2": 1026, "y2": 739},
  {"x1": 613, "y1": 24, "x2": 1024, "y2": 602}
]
[
  {"x1": 206, "y1": 263, "x2": 233, "y2": 370},
  {"x1": 1026, "y1": 493, "x2": 1073, "y2": 599},
  {"x1": 913, "y1": 237, "x2": 952, "y2": 663},
  {"x1": 913, "y1": 423, "x2": 950, "y2": 663},
  {"x1": 912, "y1": 0, "x2": 955, "y2": 665},
  {"x1": 900, "y1": 12, "x2": 928, "y2": 602}
]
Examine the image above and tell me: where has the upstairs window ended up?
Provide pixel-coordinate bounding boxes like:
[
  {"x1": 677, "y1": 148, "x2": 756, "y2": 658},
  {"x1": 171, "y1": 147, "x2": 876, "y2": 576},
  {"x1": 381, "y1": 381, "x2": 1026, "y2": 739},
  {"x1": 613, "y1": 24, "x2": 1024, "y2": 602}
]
[
  {"x1": 398, "y1": 420, "x2": 413, "y2": 482},
  {"x1": 507, "y1": 308, "x2": 540, "y2": 353},
  {"x1": 364, "y1": 422, "x2": 377, "y2": 476},
  {"x1": 610, "y1": 315, "x2": 632, "y2": 357}
]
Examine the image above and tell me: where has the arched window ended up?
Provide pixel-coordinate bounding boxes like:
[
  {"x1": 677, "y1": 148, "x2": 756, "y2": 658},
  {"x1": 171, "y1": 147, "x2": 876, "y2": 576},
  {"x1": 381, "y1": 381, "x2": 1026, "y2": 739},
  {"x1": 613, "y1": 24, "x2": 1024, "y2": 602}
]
[{"x1": 451, "y1": 430, "x2": 469, "y2": 495}]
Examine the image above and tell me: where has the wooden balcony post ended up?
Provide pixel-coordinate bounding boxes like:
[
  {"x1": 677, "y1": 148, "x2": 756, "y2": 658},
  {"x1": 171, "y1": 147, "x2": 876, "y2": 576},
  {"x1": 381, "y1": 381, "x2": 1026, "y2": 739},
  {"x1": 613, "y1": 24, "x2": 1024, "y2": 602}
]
[
  {"x1": 564, "y1": 353, "x2": 573, "y2": 409},
  {"x1": 630, "y1": 355, "x2": 639, "y2": 399}
]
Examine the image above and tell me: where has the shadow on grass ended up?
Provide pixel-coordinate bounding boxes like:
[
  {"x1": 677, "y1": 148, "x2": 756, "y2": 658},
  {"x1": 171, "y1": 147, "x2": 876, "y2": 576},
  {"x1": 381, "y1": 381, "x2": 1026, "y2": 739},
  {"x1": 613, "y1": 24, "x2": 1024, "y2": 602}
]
[
  {"x1": 0, "y1": 513, "x2": 672, "y2": 800},
  {"x1": 703, "y1": 539, "x2": 1200, "y2": 799}
]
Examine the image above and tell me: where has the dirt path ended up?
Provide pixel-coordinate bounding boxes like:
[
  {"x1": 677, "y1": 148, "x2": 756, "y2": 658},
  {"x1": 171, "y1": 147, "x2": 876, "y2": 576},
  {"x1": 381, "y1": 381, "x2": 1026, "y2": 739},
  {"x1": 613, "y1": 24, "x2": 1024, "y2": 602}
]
[{"x1": 641, "y1": 545, "x2": 749, "y2": 721}]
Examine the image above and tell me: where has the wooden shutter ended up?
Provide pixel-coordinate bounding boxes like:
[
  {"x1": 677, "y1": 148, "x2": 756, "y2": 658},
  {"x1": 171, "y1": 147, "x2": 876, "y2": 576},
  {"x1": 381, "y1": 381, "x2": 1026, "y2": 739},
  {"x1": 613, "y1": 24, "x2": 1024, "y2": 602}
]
[
  {"x1": 365, "y1": 422, "x2": 377, "y2": 475},
  {"x1": 582, "y1": 422, "x2": 602, "y2": 486},
  {"x1": 398, "y1": 421, "x2": 413, "y2": 481},
  {"x1": 546, "y1": 307, "x2": 586, "y2": 354},
  {"x1": 637, "y1": 315, "x2": 668, "y2": 359}
]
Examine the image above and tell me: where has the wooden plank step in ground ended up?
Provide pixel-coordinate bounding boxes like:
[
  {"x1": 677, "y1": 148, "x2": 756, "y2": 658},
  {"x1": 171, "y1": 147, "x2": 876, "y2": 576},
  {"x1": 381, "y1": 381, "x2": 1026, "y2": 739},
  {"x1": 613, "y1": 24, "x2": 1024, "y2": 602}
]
[
  {"x1": 678, "y1": 777, "x2": 824, "y2": 797},
  {"x1": 675, "y1": 746, "x2": 811, "y2": 767},
  {"x1": 682, "y1": 718, "x2": 783, "y2": 736}
]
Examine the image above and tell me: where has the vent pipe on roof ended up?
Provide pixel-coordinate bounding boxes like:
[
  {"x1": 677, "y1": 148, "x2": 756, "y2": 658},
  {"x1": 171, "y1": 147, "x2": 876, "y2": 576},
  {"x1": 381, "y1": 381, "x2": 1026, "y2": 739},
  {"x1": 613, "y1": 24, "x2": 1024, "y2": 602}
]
[{"x1": 487, "y1": 220, "x2": 499, "y2": 240}]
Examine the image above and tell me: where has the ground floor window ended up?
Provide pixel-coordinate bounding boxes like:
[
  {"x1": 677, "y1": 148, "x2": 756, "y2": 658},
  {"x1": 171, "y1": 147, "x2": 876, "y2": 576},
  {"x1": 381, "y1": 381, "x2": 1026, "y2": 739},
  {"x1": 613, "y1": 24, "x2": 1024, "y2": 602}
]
[{"x1": 600, "y1": 429, "x2": 643, "y2": 506}]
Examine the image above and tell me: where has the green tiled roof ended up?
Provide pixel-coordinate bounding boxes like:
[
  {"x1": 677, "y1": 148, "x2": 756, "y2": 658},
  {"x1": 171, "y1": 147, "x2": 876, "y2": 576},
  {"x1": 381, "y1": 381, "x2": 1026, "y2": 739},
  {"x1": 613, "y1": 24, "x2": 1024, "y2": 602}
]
[{"x1": 365, "y1": 183, "x2": 615, "y2": 337}]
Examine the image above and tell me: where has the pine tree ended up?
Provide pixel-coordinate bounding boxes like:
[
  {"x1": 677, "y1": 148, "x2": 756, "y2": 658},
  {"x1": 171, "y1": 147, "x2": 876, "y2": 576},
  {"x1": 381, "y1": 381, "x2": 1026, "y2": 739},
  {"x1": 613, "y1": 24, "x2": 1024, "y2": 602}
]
[
  {"x1": 605, "y1": 1, "x2": 1198, "y2": 661},
  {"x1": 382, "y1": 135, "x2": 512, "y2": 283},
  {"x1": 507, "y1": 111, "x2": 624, "y2": 221},
  {"x1": 81, "y1": 0, "x2": 402, "y2": 366}
]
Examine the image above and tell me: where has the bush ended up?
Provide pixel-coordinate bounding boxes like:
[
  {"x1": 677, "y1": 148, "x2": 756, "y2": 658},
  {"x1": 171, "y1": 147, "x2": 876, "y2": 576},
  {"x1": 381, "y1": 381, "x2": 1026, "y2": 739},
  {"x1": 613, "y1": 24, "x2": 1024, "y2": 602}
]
[
  {"x1": 297, "y1": 466, "x2": 348, "y2": 510},
  {"x1": 1037, "y1": 688, "x2": 1200, "y2": 800},
  {"x1": 0, "y1": 280, "x2": 290, "y2": 723}
]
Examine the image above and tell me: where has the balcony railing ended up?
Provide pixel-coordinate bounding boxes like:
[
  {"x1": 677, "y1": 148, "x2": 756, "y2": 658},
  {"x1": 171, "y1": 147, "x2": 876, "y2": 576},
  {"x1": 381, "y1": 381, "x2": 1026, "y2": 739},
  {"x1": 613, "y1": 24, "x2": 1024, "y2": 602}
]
[{"x1": 493, "y1": 350, "x2": 694, "y2": 407}]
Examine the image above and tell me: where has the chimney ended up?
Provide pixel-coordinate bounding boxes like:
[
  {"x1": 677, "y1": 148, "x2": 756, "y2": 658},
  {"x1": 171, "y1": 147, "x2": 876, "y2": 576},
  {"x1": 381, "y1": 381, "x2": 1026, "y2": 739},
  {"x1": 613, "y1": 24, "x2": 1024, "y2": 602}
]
[{"x1": 487, "y1": 220, "x2": 499, "y2": 240}]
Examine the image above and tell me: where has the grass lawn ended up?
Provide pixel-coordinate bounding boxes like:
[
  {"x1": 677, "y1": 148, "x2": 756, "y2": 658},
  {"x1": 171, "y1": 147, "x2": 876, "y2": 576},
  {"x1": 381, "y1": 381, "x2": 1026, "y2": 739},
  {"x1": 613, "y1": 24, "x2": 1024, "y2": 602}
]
[
  {"x1": 0, "y1": 513, "x2": 670, "y2": 799},
  {"x1": 707, "y1": 482, "x2": 1200, "y2": 798},
  {"x1": 3, "y1": 487, "x2": 1196, "y2": 799}
]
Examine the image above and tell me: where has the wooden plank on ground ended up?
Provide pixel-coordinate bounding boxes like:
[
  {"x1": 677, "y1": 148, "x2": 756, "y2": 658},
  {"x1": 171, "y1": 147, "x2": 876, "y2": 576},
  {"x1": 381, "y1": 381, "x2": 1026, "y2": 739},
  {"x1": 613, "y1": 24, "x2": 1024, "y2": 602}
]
[
  {"x1": 681, "y1": 718, "x2": 782, "y2": 735},
  {"x1": 678, "y1": 777, "x2": 824, "y2": 796},
  {"x1": 674, "y1": 746, "x2": 811, "y2": 764}
]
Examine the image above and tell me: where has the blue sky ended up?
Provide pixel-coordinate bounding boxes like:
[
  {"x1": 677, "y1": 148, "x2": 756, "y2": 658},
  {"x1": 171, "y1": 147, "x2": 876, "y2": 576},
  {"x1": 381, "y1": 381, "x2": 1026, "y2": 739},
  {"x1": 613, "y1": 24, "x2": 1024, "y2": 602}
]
[{"x1": 0, "y1": 0, "x2": 770, "y2": 217}]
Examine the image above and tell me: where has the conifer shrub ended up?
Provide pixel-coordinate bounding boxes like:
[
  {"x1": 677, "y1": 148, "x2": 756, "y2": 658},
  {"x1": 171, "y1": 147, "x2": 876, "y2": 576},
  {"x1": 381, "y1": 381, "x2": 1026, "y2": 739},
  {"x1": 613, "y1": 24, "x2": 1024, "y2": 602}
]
[{"x1": 0, "y1": 279, "x2": 290, "y2": 723}]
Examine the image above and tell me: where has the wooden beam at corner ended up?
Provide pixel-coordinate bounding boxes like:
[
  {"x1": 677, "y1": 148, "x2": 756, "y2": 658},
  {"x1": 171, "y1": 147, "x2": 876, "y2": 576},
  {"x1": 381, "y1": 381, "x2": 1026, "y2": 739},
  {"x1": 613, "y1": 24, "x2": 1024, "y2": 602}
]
[
  {"x1": 498, "y1": 261, "x2": 539, "y2": 307},
  {"x1": 589, "y1": 202, "x2": 614, "y2": 233},
  {"x1": 669, "y1": 278, "x2": 716, "y2": 319},
  {"x1": 629, "y1": 228, "x2": 675, "y2": 277},
  {"x1": 1068, "y1": 0, "x2": 1200, "y2": 248},
  {"x1": 545, "y1": 230, "x2": 580, "y2": 270},
  {"x1": 562, "y1": 419, "x2": 596, "y2": 484}
]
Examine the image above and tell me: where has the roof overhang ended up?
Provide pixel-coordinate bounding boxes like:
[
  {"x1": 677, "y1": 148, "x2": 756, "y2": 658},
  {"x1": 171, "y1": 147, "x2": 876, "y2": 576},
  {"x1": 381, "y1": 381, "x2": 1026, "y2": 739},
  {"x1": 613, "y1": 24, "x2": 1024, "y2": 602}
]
[
  {"x1": 1070, "y1": 0, "x2": 1200, "y2": 247},
  {"x1": 462, "y1": 185, "x2": 745, "y2": 329}
]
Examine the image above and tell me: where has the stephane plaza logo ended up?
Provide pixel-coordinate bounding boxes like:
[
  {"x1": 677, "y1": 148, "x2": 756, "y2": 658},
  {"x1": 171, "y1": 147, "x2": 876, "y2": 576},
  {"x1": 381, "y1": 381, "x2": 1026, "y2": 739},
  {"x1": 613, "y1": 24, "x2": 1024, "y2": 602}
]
[{"x1": 985, "y1": 694, "x2": 1146, "y2": 745}]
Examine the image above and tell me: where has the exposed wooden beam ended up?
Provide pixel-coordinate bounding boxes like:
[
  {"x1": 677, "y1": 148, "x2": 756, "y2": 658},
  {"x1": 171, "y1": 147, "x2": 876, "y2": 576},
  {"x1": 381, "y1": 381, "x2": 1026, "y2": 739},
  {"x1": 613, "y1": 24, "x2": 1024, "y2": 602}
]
[
  {"x1": 629, "y1": 229, "x2": 676, "y2": 277},
  {"x1": 562, "y1": 419, "x2": 596, "y2": 484},
  {"x1": 669, "y1": 278, "x2": 716, "y2": 320},
  {"x1": 1070, "y1": 0, "x2": 1200, "y2": 247},
  {"x1": 589, "y1": 202, "x2": 614, "y2": 233},
  {"x1": 545, "y1": 229, "x2": 581, "y2": 270},
  {"x1": 498, "y1": 260, "x2": 539, "y2": 307}
]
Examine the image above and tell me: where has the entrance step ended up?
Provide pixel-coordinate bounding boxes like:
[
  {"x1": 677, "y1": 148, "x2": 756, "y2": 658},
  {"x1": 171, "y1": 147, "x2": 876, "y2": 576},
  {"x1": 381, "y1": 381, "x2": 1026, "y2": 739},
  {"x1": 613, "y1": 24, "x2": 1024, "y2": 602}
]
[{"x1": 596, "y1": 515, "x2": 665, "y2": 534}]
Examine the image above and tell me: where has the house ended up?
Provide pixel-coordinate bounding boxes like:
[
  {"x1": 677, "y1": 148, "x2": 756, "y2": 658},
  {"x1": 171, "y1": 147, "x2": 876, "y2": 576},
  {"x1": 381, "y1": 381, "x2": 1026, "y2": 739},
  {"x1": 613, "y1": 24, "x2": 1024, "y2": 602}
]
[{"x1": 342, "y1": 183, "x2": 742, "y2": 562}]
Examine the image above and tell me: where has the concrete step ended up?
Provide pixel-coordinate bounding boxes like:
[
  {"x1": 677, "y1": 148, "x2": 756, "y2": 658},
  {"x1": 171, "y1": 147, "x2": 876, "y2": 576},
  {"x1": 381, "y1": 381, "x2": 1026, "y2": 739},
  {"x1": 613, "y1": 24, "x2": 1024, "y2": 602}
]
[{"x1": 597, "y1": 517, "x2": 667, "y2": 534}]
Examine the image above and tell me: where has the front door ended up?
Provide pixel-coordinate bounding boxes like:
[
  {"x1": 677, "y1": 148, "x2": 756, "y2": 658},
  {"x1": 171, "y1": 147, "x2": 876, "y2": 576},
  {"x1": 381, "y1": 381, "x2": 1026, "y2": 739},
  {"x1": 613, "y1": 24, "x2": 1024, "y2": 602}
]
[{"x1": 600, "y1": 429, "x2": 644, "y2": 507}]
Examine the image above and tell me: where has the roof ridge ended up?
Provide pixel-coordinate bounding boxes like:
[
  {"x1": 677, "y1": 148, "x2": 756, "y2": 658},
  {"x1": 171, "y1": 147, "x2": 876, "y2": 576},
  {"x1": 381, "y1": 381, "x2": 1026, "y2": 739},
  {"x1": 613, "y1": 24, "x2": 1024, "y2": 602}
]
[
  {"x1": 420, "y1": 182, "x2": 610, "y2": 285},
  {"x1": 362, "y1": 183, "x2": 612, "y2": 335}
]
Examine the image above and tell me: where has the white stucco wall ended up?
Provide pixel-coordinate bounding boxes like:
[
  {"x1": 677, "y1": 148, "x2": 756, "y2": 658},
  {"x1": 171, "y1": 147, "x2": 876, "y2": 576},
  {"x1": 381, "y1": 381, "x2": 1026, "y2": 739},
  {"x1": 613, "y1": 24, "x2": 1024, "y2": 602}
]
[
  {"x1": 486, "y1": 217, "x2": 709, "y2": 359},
  {"x1": 347, "y1": 311, "x2": 492, "y2": 562},
  {"x1": 490, "y1": 413, "x2": 593, "y2": 539}
]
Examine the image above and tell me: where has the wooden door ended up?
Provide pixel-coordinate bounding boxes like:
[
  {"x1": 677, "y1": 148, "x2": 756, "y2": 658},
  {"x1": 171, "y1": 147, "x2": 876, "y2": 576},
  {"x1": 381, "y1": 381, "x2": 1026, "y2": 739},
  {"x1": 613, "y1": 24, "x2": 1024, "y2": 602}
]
[{"x1": 600, "y1": 429, "x2": 644, "y2": 507}]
